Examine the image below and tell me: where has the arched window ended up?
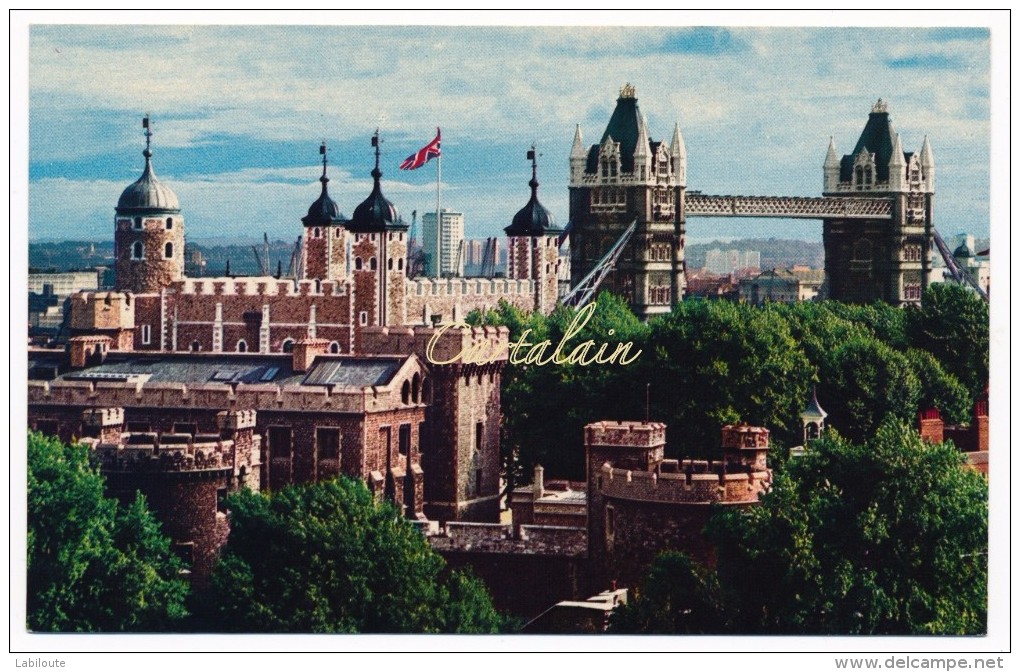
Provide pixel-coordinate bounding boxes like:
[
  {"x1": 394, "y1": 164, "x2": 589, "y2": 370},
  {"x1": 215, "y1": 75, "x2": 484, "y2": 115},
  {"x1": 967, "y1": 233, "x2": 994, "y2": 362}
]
[
  {"x1": 398, "y1": 258, "x2": 404, "y2": 271},
  {"x1": 388, "y1": 258, "x2": 393, "y2": 270},
  {"x1": 132, "y1": 241, "x2": 144, "y2": 260},
  {"x1": 282, "y1": 338, "x2": 295, "y2": 353},
  {"x1": 166, "y1": 217, "x2": 174, "y2": 230},
  {"x1": 236, "y1": 339, "x2": 248, "y2": 353},
  {"x1": 164, "y1": 242, "x2": 174, "y2": 259},
  {"x1": 313, "y1": 227, "x2": 321, "y2": 238},
  {"x1": 329, "y1": 341, "x2": 341, "y2": 354},
  {"x1": 355, "y1": 257, "x2": 363, "y2": 271},
  {"x1": 412, "y1": 373, "x2": 421, "y2": 403},
  {"x1": 401, "y1": 380, "x2": 411, "y2": 405},
  {"x1": 370, "y1": 257, "x2": 377, "y2": 271},
  {"x1": 190, "y1": 340, "x2": 201, "y2": 352},
  {"x1": 133, "y1": 216, "x2": 143, "y2": 229},
  {"x1": 335, "y1": 228, "x2": 342, "y2": 238}
]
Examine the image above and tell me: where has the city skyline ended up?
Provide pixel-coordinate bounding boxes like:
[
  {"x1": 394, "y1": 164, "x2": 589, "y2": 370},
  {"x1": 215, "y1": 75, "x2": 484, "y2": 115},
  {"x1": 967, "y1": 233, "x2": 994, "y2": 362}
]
[{"x1": 26, "y1": 23, "x2": 991, "y2": 245}]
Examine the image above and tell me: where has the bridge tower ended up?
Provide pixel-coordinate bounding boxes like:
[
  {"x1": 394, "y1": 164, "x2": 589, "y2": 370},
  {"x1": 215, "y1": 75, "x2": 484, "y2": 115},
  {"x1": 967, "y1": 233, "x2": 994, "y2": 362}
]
[
  {"x1": 822, "y1": 100, "x2": 935, "y2": 305},
  {"x1": 568, "y1": 84, "x2": 686, "y2": 319}
]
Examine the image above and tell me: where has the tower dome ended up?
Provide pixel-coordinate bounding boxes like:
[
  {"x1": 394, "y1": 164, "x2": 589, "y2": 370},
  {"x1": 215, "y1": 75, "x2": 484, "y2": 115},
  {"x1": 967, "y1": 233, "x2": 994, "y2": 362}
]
[
  {"x1": 505, "y1": 146, "x2": 561, "y2": 236},
  {"x1": 348, "y1": 131, "x2": 406, "y2": 232},
  {"x1": 116, "y1": 133, "x2": 180, "y2": 213},
  {"x1": 302, "y1": 142, "x2": 344, "y2": 227}
]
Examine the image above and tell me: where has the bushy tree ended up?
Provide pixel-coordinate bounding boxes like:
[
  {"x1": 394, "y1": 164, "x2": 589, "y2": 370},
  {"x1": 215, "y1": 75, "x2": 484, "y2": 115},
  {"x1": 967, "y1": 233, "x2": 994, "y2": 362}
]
[
  {"x1": 608, "y1": 551, "x2": 723, "y2": 634},
  {"x1": 194, "y1": 477, "x2": 503, "y2": 633},
  {"x1": 27, "y1": 431, "x2": 188, "y2": 632},
  {"x1": 906, "y1": 283, "x2": 989, "y2": 400},
  {"x1": 707, "y1": 422, "x2": 987, "y2": 634}
]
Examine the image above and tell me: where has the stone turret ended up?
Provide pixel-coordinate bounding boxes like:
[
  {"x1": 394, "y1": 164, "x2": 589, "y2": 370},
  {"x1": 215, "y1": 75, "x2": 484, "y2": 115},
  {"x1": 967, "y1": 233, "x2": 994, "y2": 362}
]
[
  {"x1": 824, "y1": 136, "x2": 840, "y2": 193},
  {"x1": 570, "y1": 124, "x2": 586, "y2": 183},
  {"x1": 888, "y1": 132, "x2": 907, "y2": 192},
  {"x1": 670, "y1": 121, "x2": 687, "y2": 187},
  {"x1": 920, "y1": 135, "x2": 935, "y2": 193}
]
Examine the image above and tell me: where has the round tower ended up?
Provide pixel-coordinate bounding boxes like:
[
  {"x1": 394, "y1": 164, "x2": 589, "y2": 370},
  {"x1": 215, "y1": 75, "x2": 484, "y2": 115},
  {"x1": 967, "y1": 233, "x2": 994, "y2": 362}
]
[
  {"x1": 504, "y1": 146, "x2": 563, "y2": 314},
  {"x1": 114, "y1": 115, "x2": 184, "y2": 294},
  {"x1": 301, "y1": 141, "x2": 347, "y2": 281}
]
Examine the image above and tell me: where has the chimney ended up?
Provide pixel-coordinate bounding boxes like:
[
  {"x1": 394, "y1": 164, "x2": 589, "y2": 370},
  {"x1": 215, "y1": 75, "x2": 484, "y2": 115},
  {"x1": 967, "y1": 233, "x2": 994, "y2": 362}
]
[
  {"x1": 918, "y1": 408, "x2": 944, "y2": 445},
  {"x1": 292, "y1": 338, "x2": 330, "y2": 373},
  {"x1": 533, "y1": 463, "x2": 545, "y2": 500},
  {"x1": 68, "y1": 335, "x2": 113, "y2": 369}
]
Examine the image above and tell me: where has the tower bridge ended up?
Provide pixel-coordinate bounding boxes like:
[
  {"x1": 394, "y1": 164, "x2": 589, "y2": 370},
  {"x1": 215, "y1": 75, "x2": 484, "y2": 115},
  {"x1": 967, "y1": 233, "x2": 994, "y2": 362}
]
[{"x1": 569, "y1": 88, "x2": 938, "y2": 317}]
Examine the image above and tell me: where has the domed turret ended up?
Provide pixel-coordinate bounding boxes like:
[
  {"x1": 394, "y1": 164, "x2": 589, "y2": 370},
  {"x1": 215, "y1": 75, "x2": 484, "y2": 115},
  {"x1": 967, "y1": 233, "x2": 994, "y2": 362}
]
[
  {"x1": 302, "y1": 142, "x2": 344, "y2": 227},
  {"x1": 505, "y1": 146, "x2": 562, "y2": 237},
  {"x1": 116, "y1": 122, "x2": 180, "y2": 214},
  {"x1": 114, "y1": 115, "x2": 185, "y2": 295},
  {"x1": 348, "y1": 131, "x2": 406, "y2": 233}
]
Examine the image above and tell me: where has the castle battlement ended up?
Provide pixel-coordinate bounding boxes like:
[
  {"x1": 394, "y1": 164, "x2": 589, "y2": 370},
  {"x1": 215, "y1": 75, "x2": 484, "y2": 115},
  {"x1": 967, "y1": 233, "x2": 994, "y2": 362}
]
[
  {"x1": 407, "y1": 277, "x2": 536, "y2": 298},
  {"x1": 82, "y1": 431, "x2": 261, "y2": 474},
  {"x1": 598, "y1": 463, "x2": 770, "y2": 505},
  {"x1": 585, "y1": 420, "x2": 667, "y2": 449},
  {"x1": 175, "y1": 276, "x2": 349, "y2": 298}
]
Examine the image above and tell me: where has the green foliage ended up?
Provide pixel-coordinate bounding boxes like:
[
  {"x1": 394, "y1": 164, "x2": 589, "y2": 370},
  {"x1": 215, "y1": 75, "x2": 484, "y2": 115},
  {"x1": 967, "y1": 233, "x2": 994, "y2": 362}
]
[
  {"x1": 820, "y1": 336, "x2": 920, "y2": 443},
  {"x1": 194, "y1": 477, "x2": 503, "y2": 633},
  {"x1": 906, "y1": 284, "x2": 990, "y2": 399},
  {"x1": 905, "y1": 348, "x2": 972, "y2": 425},
  {"x1": 27, "y1": 431, "x2": 188, "y2": 632},
  {"x1": 608, "y1": 552, "x2": 723, "y2": 634},
  {"x1": 707, "y1": 422, "x2": 987, "y2": 634}
]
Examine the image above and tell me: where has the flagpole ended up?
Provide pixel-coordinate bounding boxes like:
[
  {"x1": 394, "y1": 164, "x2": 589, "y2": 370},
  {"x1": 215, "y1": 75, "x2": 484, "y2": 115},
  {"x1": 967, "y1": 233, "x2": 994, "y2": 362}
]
[{"x1": 435, "y1": 146, "x2": 442, "y2": 279}]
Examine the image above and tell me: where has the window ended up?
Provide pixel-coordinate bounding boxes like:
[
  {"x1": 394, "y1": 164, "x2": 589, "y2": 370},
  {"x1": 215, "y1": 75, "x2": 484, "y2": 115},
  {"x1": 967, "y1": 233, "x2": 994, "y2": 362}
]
[
  {"x1": 329, "y1": 341, "x2": 340, "y2": 354},
  {"x1": 164, "y1": 242, "x2": 174, "y2": 259},
  {"x1": 475, "y1": 422, "x2": 483, "y2": 455},
  {"x1": 359, "y1": 311, "x2": 368, "y2": 326},
  {"x1": 370, "y1": 257, "x2": 377, "y2": 271},
  {"x1": 398, "y1": 258, "x2": 404, "y2": 271},
  {"x1": 268, "y1": 426, "x2": 292, "y2": 458},
  {"x1": 141, "y1": 324, "x2": 151, "y2": 345},
  {"x1": 317, "y1": 427, "x2": 340, "y2": 461},
  {"x1": 236, "y1": 339, "x2": 248, "y2": 352},
  {"x1": 398, "y1": 424, "x2": 411, "y2": 457},
  {"x1": 133, "y1": 216, "x2": 143, "y2": 230},
  {"x1": 217, "y1": 487, "x2": 228, "y2": 513},
  {"x1": 190, "y1": 340, "x2": 201, "y2": 352},
  {"x1": 411, "y1": 373, "x2": 421, "y2": 403},
  {"x1": 388, "y1": 258, "x2": 393, "y2": 270},
  {"x1": 313, "y1": 227, "x2": 321, "y2": 238},
  {"x1": 173, "y1": 422, "x2": 197, "y2": 435},
  {"x1": 166, "y1": 217, "x2": 174, "y2": 230},
  {"x1": 282, "y1": 338, "x2": 295, "y2": 353},
  {"x1": 401, "y1": 380, "x2": 411, "y2": 404},
  {"x1": 335, "y1": 228, "x2": 342, "y2": 238},
  {"x1": 132, "y1": 241, "x2": 145, "y2": 260},
  {"x1": 355, "y1": 257, "x2": 363, "y2": 271},
  {"x1": 606, "y1": 506, "x2": 615, "y2": 539}
]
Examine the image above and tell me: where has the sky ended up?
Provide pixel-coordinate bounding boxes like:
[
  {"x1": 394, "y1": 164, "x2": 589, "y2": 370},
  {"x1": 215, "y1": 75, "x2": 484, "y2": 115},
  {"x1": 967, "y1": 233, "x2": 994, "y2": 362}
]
[{"x1": 25, "y1": 19, "x2": 993, "y2": 246}]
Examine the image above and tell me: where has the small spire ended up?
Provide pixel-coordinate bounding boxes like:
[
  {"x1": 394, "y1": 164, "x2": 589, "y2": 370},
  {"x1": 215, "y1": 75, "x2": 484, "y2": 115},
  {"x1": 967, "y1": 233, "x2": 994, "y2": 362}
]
[
  {"x1": 634, "y1": 111, "x2": 651, "y2": 161},
  {"x1": 319, "y1": 140, "x2": 329, "y2": 186},
  {"x1": 142, "y1": 114, "x2": 153, "y2": 160},
  {"x1": 920, "y1": 134, "x2": 935, "y2": 166},
  {"x1": 889, "y1": 132, "x2": 906, "y2": 167},
  {"x1": 670, "y1": 120, "x2": 687, "y2": 160},
  {"x1": 824, "y1": 136, "x2": 839, "y2": 168},
  {"x1": 371, "y1": 129, "x2": 382, "y2": 180},
  {"x1": 526, "y1": 144, "x2": 540, "y2": 196},
  {"x1": 871, "y1": 98, "x2": 888, "y2": 114},
  {"x1": 570, "y1": 124, "x2": 586, "y2": 159}
]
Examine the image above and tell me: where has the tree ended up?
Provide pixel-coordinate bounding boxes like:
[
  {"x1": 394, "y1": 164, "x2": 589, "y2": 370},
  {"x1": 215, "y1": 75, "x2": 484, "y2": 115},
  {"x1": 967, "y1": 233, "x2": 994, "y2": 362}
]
[
  {"x1": 608, "y1": 551, "x2": 723, "y2": 634},
  {"x1": 194, "y1": 477, "x2": 503, "y2": 633},
  {"x1": 906, "y1": 283, "x2": 989, "y2": 400},
  {"x1": 707, "y1": 422, "x2": 987, "y2": 634},
  {"x1": 27, "y1": 431, "x2": 188, "y2": 632}
]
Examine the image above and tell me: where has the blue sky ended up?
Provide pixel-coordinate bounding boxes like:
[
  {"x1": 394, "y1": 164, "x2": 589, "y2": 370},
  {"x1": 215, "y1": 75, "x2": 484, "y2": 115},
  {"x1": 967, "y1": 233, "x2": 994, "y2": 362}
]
[{"x1": 26, "y1": 22, "x2": 992, "y2": 244}]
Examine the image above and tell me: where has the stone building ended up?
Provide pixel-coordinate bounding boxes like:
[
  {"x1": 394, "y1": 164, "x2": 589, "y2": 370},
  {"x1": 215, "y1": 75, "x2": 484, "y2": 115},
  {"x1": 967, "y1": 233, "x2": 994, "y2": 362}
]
[
  {"x1": 822, "y1": 100, "x2": 936, "y2": 305},
  {"x1": 568, "y1": 84, "x2": 686, "y2": 319}
]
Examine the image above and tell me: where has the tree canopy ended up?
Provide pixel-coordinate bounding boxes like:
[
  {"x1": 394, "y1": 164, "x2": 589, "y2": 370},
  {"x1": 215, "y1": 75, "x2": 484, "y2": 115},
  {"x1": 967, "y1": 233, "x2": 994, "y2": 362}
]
[
  {"x1": 192, "y1": 477, "x2": 503, "y2": 633},
  {"x1": 27, "y1": 431, "x2": 188, "y2": 632},
  {"x1": 706, "y1": 423, "x2": 987, "y2": 634}
]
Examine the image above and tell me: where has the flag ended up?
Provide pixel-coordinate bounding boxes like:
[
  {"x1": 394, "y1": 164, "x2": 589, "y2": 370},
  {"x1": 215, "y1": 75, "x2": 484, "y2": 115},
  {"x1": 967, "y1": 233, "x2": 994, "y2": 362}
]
[{"x1": 400, "y1": 128, "x2": 441, "y2": 170}]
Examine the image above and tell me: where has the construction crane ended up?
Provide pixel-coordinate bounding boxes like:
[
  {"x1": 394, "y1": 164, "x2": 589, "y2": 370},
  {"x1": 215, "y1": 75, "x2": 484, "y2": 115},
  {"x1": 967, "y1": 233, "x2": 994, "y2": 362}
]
[
  {"x1": 251, "y1": 232, "x2": 271, "y2": 276},
  {"x1": 452, "y1": 239, "x2": 466, "y2": 277},
  {"x1": 932, "y1": 228, "x2": 988, "y2": 300},
  {"x1": 560, "y1": 220, "x2": 637, "y2": 309},
  {"x1": 479, "y1": 237, "x2": 498, "y2": 278},
  {"x1": 287, "y1": 235, "x2": 303, "y2": 279}
]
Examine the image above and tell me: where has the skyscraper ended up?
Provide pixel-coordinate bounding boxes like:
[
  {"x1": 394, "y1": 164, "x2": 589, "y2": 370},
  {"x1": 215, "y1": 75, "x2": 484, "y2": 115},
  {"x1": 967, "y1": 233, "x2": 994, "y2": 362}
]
[{"x1": 423, "y1": 209, "x2": 465, "y2": 277}]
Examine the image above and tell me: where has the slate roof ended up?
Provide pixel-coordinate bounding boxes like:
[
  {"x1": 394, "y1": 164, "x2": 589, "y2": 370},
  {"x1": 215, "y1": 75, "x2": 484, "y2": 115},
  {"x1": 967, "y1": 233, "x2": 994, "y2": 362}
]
[
  {"x1": 839, "y1": 109, "x2": 909, "y2": 184},
  {"x1": 117, "y1": 151, "x2": 180, "y2": 213},
  {"x1": 585, "y1": 94, "x2": 647, "y2": 175},
  {"x1": 29, "y1": 351, "x2": 407, "y2": 389}
]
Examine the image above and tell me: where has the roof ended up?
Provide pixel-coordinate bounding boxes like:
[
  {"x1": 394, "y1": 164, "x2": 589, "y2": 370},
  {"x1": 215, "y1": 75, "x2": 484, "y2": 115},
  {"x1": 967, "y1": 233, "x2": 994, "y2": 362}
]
[
  {"x1": 801, "y1": 387, "x2": 827, "y2": 421},
  {"x1": 839, "y1": 103, "x2": 901, "y2": 183},
  {"x1": 117, "y1": 150, "x2": 180, "y2": 213},
  {"x1": 30, "y1": 351, "x2": 408, "y2": 390},
  {"x1": 347, "y1": 167, "x2": 406, "y2": 233},
  {"x1": 585, "y1": 93, "x2": 646, "y2": 175},
  {"x1": 504, "y1": 169, "x2": 562, "y2": 237},
  {"x1": 302, "y1": 173, "x2": 345, "y2": 228}
]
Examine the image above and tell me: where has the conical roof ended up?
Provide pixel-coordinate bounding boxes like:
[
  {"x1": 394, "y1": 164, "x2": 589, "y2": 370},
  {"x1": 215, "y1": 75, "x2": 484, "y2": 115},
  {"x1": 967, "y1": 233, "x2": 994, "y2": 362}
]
[
  {"x1": 801, "y1": 387, "x2": 828, "y2": 421},
  {"x1": 585, "y1": 84, "x2": 650, "y2": 175},
  {"x1": 839, "y1": 99, "x2": 902, "y2": 183}
]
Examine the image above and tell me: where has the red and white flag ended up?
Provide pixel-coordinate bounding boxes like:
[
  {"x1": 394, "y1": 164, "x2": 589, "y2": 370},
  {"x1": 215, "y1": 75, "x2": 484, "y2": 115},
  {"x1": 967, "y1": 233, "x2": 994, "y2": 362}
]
[{"x1": 400, "y1": 128, "x2": 441, "y2": 170}]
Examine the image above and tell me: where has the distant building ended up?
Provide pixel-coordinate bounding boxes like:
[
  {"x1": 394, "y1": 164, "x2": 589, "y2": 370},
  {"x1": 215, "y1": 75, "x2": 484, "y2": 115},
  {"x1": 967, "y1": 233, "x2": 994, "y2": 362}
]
[
  {"x1": 704, "y1": 248, "x2": 760, "y2": 275},
  {"x1": 949, "y1": 233, "x2": 990, "y2": 296},
  {"x1": 739, "y1": 266, "x2": 825, "y2": 304},
  {"x1": 28, "y1": 270, "x2": 102, "y2": 341},
  {"x1": 423, "y1": 208, "x2": 465, "y2": 277}
]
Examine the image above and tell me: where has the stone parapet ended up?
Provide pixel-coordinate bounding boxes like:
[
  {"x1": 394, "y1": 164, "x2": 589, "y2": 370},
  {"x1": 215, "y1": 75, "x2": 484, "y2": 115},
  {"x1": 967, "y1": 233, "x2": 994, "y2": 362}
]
[
  {"x1": 585, "y1": 420, "x2": 667, "y2": 449},
  {"x1": 598, "y1": 463, "x2": 770, "y2": 505},
  {"x1": 424, "y1": 521, "x2": 587, "y2": 558}
]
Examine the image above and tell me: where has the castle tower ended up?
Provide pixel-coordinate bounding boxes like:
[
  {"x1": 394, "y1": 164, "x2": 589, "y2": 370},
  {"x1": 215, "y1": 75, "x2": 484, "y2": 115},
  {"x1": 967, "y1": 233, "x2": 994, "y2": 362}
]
[
  {"x1": 347, "y1": 130, "x2": 409, "y2": 338},
  {"x1": 568, "y1": 84, "x2": 684, "y2": 319},
  {"x1": 800, "y1": 387, "x2": 828, "y2": 445},
  {"x1": 822, "y1": 100, "x2": 934, "y2": 305},
  {"x1": 504, "y1": 145, "x2": 563, "y2": 314},
  {"x1": 114, "y1": 115, "x2": 184, "y2": 294},
  {"x1": 301, "y1": 142, "x2": 348, "y2": 281}
]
